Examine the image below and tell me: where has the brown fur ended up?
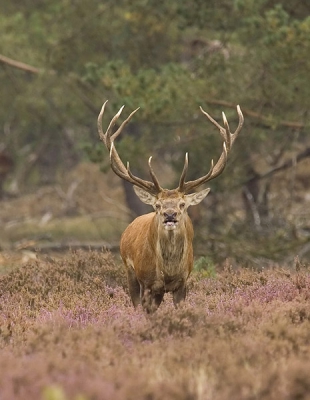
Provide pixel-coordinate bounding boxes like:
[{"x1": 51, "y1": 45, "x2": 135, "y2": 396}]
[{"x1": 120, "y1": 189, "x2": 207, "y2": 312}]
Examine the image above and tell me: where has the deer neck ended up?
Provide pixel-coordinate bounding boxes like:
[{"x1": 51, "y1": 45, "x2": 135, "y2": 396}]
[{"x1": 151, "y1": 215, "x2": 190, "y2": 276}]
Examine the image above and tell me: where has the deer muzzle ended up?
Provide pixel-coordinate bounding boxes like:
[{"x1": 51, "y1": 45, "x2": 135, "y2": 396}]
[{"x1": 163, "y1": 211, "x2": 178, "y2": 230}]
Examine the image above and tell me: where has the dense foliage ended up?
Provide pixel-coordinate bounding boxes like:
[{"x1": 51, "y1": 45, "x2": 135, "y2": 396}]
[
  {"x1": 1, "y1": 250, "x2": 310, "y2": 399},
  {"x1": 0, "y1": 1, "x2": 310, "y2": 262}
]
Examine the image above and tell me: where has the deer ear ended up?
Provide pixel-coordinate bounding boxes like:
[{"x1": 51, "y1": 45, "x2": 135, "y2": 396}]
[
  {"x1": 133, "y1": 186, "x2": 157, "y2": 205},
  {"x1": 185, "y1": 188, "x2": 210, "y2": 206}
]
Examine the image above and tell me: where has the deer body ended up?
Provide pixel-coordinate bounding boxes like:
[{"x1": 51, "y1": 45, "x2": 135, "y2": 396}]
[
  {"x1": 97, "y1": 101, "x2": 244, "y2": 312},
  {"x1": 120, "y1": 192, "x2": 196, "y2": 311}
]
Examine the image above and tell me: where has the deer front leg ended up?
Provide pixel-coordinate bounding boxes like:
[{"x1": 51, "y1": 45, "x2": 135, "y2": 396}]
[
  {"x1": 140, "y1": 284, "x2": 165, "y2": 314},
  {"x1": 172, "y1": 283, "x2": 187, "y2": 307},
  {"x1": 126, "y1": 266, "x2": 141, "y2": 308}
]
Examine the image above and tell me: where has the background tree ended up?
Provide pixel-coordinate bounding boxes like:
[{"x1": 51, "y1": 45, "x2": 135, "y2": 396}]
[{"x1": 0, "y1": 0, "x2": 309, "y2": 263}]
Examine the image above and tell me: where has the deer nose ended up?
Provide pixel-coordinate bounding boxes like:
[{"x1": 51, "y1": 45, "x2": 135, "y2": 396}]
[{"x1": 164, "y1": 211, "x2": 177, "y2": 220}]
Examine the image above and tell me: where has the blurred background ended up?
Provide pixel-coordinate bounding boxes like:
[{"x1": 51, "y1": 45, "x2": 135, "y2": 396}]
[{"x1": 0, "y1": 0, "x2": 309, "y2": 267}]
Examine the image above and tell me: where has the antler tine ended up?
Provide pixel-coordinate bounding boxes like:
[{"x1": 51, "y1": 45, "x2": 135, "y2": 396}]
[
  {"x1": 222, "y1": 112, "x2": 232, "y2": 150},
  {"x1": 126, "y1": 161, "x2": 160, "y2": 195},
  {"x1": 98, "y1": 100, "x2": 124, "y2": 147},
  {"x1": 109, "y1": 142, "x2": 130, "y2": 177},
  {"x1": 179, "y1": 105, "x2": 243, "y2": 194},
  {"x1": 105, "y1": 105, "x2": 125, "y2": 147},
  {"x1": 148, "y1": 157, "x2": 162, "y2": 192},
  {"x1": 97, "y1": 100, "x2": 109, "y2": 145},
  {"x1": 235, "y1": 105, "x2": 244, "y2": 140},
  {"x1": 200, "y1": 106, "x2": 227, "y2": 142},
  {"x1": 98, "y1": 101, "x2": 163, "y2": 195},
  {"x1": 111, "y1": 107, "x2": 140, "y2": 143},
  {"x1": 180, "y1": 156, "x2": 217, "y2": 194},
  {"x1": 178, "y1": 153, "x2": 189, "y2": 193},
  {"x1": 98, "y1": 100, "x2": 140, "y2": 149}
]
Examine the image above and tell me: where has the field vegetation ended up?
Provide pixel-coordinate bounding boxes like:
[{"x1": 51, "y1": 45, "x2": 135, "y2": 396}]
[
  {"x1": 1, "y1": 250, "x2": 310, "y2": 399},
  {"x1": 1, "y1": 2, "x2": 310, "y2": 398}
]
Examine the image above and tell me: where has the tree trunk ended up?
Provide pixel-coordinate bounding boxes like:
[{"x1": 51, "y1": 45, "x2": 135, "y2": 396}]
[{"x1": 122, "y1": 180, "x2": 150, "y2": 217}]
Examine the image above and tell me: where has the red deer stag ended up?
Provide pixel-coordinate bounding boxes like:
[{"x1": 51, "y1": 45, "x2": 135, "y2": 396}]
[{"x1": 98, "y1": 101, "x2": 243, "y2": 312}]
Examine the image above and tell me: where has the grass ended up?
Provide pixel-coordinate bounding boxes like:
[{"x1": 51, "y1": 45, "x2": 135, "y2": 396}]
[
  {"x1": 1, "y1": 250, "x2": 310, "y2": 399},
  {"x1": 1, "y1": 215, "x2": 127, "y2": 245}
]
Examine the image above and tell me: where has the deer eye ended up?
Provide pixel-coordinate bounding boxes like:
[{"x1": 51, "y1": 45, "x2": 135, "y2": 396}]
[
  {"x1": 179, "y1": 202, "x2": 186, "y2": 209},
  {"x1": 155, "y1": 203, "x2": 161, "y2": 211}
]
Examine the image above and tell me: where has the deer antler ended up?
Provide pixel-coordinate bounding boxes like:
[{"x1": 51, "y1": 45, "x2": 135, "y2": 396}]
[
  {"x1": 98, "y1": 101, "x2": 243, "y2": 196},
  {"x1": 178, "y1": 105, "x2": 244, "y2": 193},
  {"x1": 97, "y1": 101, "x2": 163, "y2": 195}
]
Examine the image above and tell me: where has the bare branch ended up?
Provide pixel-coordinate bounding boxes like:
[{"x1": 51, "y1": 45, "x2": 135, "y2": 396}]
[
  {"x1": 204, "y1": 98, "x2": 305, "y2": 130},
  {"x1": 242, "y1": 147, "x2": 310, "y2": 186}
]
